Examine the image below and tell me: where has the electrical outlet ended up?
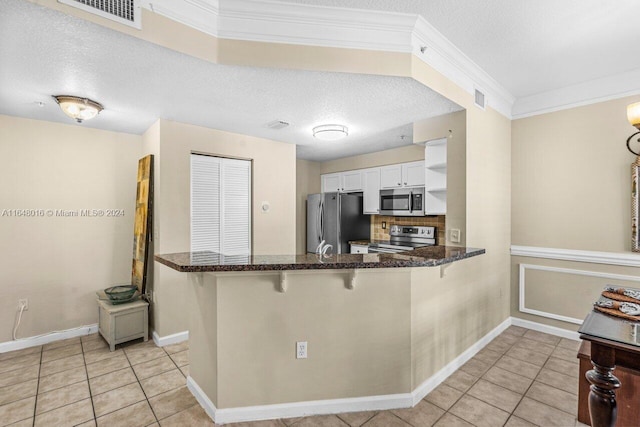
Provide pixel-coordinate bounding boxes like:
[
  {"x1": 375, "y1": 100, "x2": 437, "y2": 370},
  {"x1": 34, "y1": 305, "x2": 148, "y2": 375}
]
[
  {"x1": 296, "y1": 341, "x2": 307, "y2": 359},
  {"x1": 382, "y1": 221, "x2": 387, "y2": 230},
  {"x1": 18, "y1": 299, "x2": 28, "y2": 311},
  {"x1": 450, "y1": 229, "x2": 461, "y2": 243}
]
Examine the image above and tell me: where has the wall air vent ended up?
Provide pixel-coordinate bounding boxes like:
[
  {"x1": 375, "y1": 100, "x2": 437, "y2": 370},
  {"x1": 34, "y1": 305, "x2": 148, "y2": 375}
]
[
  {"x1": 474, "y1": 89, "x2": 486, "y2": 110},
  {"x1": 266, "y1": 120, "x2": 290, "y2": 130},
  {"x1": 58, "y1": 0, "x2": 141, "y2": 29}
]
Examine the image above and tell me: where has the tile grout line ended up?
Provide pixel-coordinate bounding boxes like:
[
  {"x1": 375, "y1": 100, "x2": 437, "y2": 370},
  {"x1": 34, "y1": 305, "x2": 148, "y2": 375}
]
[
  {"x1": 121, "y1": 342, "x2": 161, "y2": 425},
  {"x1": 496, "y1": 333, "x2": 579, "y2": 425},
  {"x1": 81, "y1": 339, "x2": 99, "y2": 426},
  {"x1": 31, "y1": 346, "x2": 43, "y2": 427}
]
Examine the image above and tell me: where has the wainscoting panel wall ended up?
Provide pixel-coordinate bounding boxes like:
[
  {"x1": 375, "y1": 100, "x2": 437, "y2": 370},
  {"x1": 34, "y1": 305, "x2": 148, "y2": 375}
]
[{"x1": 511, "y1": 246, "x2": 640, "y2": 331}]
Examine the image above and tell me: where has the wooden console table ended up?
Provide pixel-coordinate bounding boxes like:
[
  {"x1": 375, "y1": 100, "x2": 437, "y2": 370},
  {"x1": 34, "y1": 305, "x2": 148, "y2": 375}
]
[{"x1": 578, "y1": 310, "x2": 640, "y2": 427}]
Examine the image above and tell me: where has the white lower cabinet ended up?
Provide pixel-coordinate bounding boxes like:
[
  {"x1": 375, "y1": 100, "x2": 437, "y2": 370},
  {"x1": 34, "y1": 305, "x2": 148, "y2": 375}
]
[{"x1": 350, "y1": 244, "x2": 369, "y2": 254}]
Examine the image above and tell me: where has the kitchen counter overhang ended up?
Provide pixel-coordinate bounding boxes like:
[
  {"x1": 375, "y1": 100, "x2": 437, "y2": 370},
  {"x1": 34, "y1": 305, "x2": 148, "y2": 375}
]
[{"x1": 154, "y1": 245, "x2": 485, "y2": 272}]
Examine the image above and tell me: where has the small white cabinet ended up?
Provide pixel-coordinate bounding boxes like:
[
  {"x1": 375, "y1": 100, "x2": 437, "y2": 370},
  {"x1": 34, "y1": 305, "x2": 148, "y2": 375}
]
[
  {"x1": 321, "y1": 171, "x2": 363, "y2": 193},
  {"x1": 350, "y1": 244, "x2": 369, "y2": 254},
  {"x1": 362, "y1": 168, "x2": 380, "y2": 214},
  {"x1": 97, "y1": 298, "x2": 149, "y2": 351},
  {"x1": 380, "y1": 162, "x2": 424, "y2": 189}
]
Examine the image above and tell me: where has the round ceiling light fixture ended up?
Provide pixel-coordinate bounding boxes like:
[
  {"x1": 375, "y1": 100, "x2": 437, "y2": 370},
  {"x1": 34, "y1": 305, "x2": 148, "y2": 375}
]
[
  {"x1": 53, "y1": 95, "x2": 104, "y2": 123},
  {"x1": 312, "y1": 124, "x2": 348, "y2": 141}
]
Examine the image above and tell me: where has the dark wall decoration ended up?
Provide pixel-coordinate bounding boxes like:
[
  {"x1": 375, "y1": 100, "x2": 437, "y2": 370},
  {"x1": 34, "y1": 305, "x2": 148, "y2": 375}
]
[{"x1": 132, "y1": 155, "x2": 154, "y2": 293}]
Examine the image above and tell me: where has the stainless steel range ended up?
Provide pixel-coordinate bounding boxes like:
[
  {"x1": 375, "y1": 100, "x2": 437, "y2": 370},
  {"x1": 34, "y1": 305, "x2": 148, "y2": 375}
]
[{"x1": 368, "y1": 225, "x2": 436, "y2": 254}]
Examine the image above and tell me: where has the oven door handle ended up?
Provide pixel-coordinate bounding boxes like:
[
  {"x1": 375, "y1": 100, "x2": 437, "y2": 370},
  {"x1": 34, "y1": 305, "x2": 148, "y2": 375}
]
[{"x1": 369, "y1": 246, "x2": 401, "y2": 254}]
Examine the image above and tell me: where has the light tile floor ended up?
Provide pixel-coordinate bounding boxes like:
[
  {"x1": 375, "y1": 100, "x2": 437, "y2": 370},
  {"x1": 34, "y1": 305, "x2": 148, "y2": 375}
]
[{"x1": 0, "y1": 326, "x2": 588, "y2": 427}]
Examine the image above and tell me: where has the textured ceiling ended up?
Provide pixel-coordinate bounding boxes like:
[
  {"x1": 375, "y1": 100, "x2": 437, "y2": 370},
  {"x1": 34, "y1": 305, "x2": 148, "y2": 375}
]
[
  {"x1": 278, "y1": 0, "x2": 640, "y2": 98},
  {"x1": 0, "y1": 0, "x2": 462, "y2": 162}
]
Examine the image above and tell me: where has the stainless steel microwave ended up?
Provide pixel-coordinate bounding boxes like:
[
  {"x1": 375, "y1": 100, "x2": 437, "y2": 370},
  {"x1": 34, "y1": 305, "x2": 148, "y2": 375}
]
[{"x1": 379, "y1": 188, "x2": 425, "y2": 216}]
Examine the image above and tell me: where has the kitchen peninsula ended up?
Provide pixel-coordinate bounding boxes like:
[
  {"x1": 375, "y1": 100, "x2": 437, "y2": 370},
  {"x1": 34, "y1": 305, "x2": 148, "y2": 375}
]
[{"x1": 155, "y1": 246, "x2": 486, "y2": 424}]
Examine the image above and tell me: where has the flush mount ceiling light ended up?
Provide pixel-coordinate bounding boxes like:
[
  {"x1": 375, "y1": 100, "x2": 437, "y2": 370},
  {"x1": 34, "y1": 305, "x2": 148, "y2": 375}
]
[
  {"x1": 312, "y1": 124, "x2": 348, "y2": 141},
  {"x1": 53, "y1": 95, "x2": 104, "y2": 123}
]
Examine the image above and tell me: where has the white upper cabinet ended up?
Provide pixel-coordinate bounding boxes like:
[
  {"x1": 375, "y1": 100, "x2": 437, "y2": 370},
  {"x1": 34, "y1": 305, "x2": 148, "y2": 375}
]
[
  {"x1": 380, "y1": 162, "x2": 424, "y2": 189},
  {"x1": 321, "y1": 173, "x2": 341, "y2": 192},
  {"x1": 342, "y1": 170, "x2": 363, "y2": 192},
  {"x1": 362, "y1": 168, "x2": 380, "y2": 214},
  {"x1": 380, "y1": 164, "x2": 403, "y2": 189},
  {"x1": 321, "y1": 170, "x2": 363, "y2": 192},
  {"x1": 403, "y1": 161, "x2": 425, "y2": 187},
  {"x1": 320, "y1": 160, "x2": 427, "y2": 215}
]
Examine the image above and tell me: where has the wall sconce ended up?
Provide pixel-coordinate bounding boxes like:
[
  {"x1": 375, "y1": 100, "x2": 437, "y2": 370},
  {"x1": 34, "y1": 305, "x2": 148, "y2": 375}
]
[
  {"x1": 627, "y1": 102, "x2": 640, "y2": 155},
  {"x1": 53, "y1": 95, "x2": 103, "y2": 123}
]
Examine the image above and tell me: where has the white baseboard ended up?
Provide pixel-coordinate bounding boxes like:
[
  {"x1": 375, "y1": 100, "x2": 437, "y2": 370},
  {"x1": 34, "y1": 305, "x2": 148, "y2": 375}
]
[
  {"x1": 510, "y1": 317, "x2": 580, "y2": 341},
  {"x1": 188, "y1": 374, "x2": 413, "y2": 425},
  {"x1": 187, "y1": 376, "x2": 218, "y2": 422},
  {"x1": 185, "y1": 317, "x2": 511, "y2": 425},
  {"x1": 152, "y1": 329, "x2": 189, "y2": 347},
  {"x1": 411, "y1": 317, "x2": 512, "y2": 404},
  {"x1": 0, "y1": 324, "x2": 98, "y2": 354}
]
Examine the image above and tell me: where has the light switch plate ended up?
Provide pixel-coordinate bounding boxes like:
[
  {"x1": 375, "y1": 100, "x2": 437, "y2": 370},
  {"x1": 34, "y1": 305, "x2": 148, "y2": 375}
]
[{"x1": 450, "y1": 229, "x2": 460, "y2": 243}]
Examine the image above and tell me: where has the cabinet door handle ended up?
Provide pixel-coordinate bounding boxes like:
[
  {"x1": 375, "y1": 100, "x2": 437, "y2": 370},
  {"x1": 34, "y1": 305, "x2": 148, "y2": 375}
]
[
  {"x1": 397, "y1": 182, "x2": 401, "y2": 186},
  {"x1": 404, "y1": 182, "x2": 407, "y2": 185}
]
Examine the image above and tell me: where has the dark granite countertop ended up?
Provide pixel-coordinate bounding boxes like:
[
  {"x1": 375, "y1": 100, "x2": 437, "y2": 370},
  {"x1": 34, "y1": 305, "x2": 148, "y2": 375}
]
[{"x1": 154, "y1": 246, "x2": 485, "y2": 272}]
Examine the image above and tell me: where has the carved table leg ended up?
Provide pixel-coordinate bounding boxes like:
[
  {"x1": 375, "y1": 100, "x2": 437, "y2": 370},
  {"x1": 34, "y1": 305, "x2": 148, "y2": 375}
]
[{"x1": 586, "y1": 343, "x2": 621, "y2": 427}]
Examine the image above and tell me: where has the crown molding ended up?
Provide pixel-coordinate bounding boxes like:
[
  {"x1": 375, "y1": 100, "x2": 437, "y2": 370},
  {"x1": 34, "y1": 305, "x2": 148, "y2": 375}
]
[
  {"x1": 411, "y1": 16, "x2": 515, "y2": 119},
  {"x1": 512, "y1": 68, "x2": 640, "y2": 119},
  {"x1": 216, "y1": 0, "x2": 417, "y2": 53},
  {"x1": 141, "y1": 0, "x2": 515, "y2": 118},
  {"x1": 142, "y1": 0, "x2": 219, "y2": 36}
]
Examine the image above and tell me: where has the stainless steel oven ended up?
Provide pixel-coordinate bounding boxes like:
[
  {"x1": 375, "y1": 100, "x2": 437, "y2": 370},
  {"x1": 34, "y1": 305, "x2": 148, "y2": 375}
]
[
  {"x1": 379, "y1": 187, "x2": 425, "y2": 216},
  {"x1": 367, "y1": 225, "x2": 435, "y2": 253}
]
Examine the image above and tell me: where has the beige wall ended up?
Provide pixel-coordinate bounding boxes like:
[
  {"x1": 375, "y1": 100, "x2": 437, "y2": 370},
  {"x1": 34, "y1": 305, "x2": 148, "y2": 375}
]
[
  {"x1": 0, "y1": 115, "x2": 140, "y2": 341},
  {"x1": 511, "y1": 95, "x2": 640, "y2": 330},
  {"x1": 414, "y1": 110, "x2": 467, "y2": 246},
  {"x1": 192, "y1": 270, "x2": 413, "y2": 408},
  {"x1": 296, "y1": 159, "x2": 321, "y2": 254},
  {"x1": 512, "y1": 96, "x2": 639, "y2": 252},
  {"x1": 149, "y1": 120, "x2": 297, "y2": 336}
]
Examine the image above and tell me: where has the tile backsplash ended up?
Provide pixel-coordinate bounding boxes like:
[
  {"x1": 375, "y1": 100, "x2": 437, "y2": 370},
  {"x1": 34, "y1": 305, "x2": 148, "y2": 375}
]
[{"x1": 371, "y1": 215, "x2": 446, "y2": 245}]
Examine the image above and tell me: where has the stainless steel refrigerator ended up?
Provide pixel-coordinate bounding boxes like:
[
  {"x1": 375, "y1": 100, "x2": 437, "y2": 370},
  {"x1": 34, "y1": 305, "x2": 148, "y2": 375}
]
[{"x1": 306, "y1": 192, "x2": 370, "y2": 254}]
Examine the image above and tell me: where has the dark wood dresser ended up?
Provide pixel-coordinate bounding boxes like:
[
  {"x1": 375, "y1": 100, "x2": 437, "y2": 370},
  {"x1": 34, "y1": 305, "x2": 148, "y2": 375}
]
[{"x1": 578, "y1": 311, "x2": 640, "y2": 427}]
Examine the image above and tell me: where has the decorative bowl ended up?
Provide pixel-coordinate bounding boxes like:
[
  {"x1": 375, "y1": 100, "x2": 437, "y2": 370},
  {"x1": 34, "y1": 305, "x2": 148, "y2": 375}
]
[{"x1": 104, "y1": 285, "x2": 138, "y2": 301}]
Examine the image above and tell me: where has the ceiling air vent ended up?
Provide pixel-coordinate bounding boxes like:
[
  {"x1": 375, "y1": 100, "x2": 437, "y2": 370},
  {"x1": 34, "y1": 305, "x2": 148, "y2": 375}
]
[
  {"x1": 58, "y1": 0, "x2": 141, "y2": 29},
  {"x1": 474, "y1": 89, "x2": 486, "y2": 110},
  {"x1": 266, "y1": 120, "x2": 290, "y2": 130}
]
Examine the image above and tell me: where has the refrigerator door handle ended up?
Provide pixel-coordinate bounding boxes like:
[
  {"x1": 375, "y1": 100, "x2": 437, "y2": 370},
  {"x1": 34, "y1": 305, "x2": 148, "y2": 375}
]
[
  {"x1": 317, "y1": 199, "x2": 322, "y2": 242},
  {"x1": 319, "y1": 199, "x2": 324, "y2": 240}
]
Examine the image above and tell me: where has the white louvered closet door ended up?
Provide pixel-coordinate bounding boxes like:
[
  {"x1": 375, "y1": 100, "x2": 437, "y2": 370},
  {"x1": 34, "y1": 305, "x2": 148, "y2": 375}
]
[
  {"x1": 221, "y1": 158, "x2": 251, "y2": 255},
  {"x1": 191, "y1": 154, "x2": 251, "y2": 255}
]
